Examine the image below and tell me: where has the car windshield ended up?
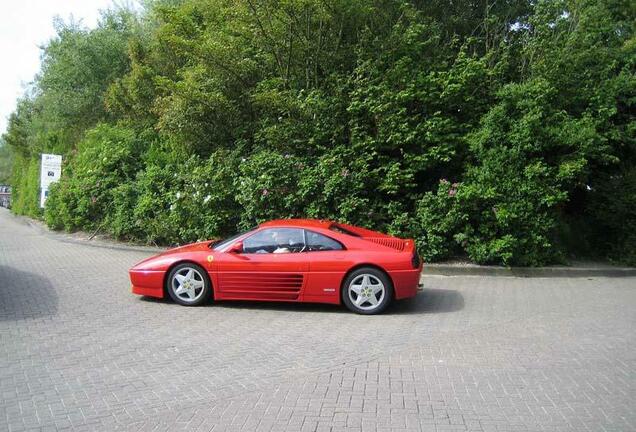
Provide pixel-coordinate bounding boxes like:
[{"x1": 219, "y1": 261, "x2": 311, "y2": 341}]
[{"x1": 209, "y1": 229, "x2": 254, "y2": 251}]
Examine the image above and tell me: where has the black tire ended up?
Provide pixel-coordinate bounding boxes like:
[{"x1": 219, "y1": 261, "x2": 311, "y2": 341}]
[
  {"x1": 341, "y1": 267, "x2": 393, "y2": 315},
  {"x1": 166, "y1": 262, "x2": 212, "y2": 306}
]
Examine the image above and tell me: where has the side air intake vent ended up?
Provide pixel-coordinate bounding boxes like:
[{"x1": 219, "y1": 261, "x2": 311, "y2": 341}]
[{"x1": 219, "y1": 273, "x2": 304, "y2": 300}]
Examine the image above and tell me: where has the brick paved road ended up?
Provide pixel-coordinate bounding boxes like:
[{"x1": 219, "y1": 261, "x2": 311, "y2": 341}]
[{"x1": 1, "y1": 208, "x2": 635, "y2": 432}]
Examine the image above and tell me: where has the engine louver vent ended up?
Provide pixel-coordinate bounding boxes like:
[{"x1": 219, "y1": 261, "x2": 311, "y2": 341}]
[{"x1": 365, "y1": 237, "x2": 405, "y2": 251}]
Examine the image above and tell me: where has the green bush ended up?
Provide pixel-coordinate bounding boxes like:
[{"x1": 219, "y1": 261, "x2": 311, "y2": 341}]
[
  {"x1": 458, "y1": 159, "x2": 566, "y2": 266},
  {"x1": 128, "y1": 163, "x2": 176, "y2": 244},
  {"x1": 45, "y1": 123, "x2": 146, "y2": 231},
  {"x1": 455, "y1": 80, "x2": 593, "y2": 265},
  {"x1": 413, "y1": 80, "x2": 597, "y2": 266},
  {"x1": 133, "y1": 152, "x2": 240, "y2": 244},
  {"x1": 236, "y1": 151, "x2": 306, "y2": 229},
  {"x1": 412, "y1": 180, "x2": 465, "y2": 262},
  {"x1": 586, "y1": 168, "x2": 636, "y2": 266},
  {"x1": 106, "y1": 183, "x2": 140, "y2": 239},
  {"x1": 10, "y1": 156, "x2": 41, "y2": 217},
  {"x1": 299, "y1": 144, "x2": 387, "y2": 228},
  {"x1": 78, "y1": 149, "x2": 238, "y2": 245},
  {"x1": 44, "y1": 176, "x2": 84, "y2": 230}
]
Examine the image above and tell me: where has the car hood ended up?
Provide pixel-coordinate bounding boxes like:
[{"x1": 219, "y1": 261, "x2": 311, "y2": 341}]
[
  {"x1": 160, "y1": 240, "x2": 213, "y2": 255},
  {"x1": 130, "y1": 241, "x2": 214, "y2": 271}
]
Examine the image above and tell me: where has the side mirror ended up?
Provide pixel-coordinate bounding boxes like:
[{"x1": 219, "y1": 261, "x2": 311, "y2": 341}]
[{"x1": 228, "y1": 241, "x2": 243, "y2": 254}]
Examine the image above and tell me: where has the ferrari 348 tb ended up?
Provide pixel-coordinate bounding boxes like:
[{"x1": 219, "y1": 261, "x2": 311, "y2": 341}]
[{"x1": 129, "y1": 219, "x2": 422, "y2": 314}]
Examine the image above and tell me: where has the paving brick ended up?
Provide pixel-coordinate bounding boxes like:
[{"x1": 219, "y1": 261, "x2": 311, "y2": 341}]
[{"x1": 0, "y1": 209, "x2": 635, "y2": 431}]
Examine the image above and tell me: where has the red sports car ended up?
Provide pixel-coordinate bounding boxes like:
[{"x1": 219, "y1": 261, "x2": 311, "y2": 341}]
[{"x1": 129, "y1": 219, "x2": 422, "y2": 314}]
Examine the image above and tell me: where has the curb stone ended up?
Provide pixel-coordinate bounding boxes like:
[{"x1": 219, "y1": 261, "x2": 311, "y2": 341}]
[{"x1": 422, "y1": 262, "x2": 636, "y2": 278}]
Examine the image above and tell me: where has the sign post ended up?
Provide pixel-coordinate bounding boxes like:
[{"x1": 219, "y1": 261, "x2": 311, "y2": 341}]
[{"x1": 40, "y1": 154, "x2": 62, "y2": 208}]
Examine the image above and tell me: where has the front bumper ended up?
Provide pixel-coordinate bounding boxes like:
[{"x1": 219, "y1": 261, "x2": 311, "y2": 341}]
[{"x1": 130, "y1": 270, "x2": 165, "y2": 298}]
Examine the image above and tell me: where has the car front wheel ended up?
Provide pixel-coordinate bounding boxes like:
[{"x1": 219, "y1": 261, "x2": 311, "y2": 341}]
[
  {"x1": 342, "y1": 267, "x2": 393, "y2": 315},
  {"x1": 166, "y1": 263, "x2": 212, "y2": 306}
]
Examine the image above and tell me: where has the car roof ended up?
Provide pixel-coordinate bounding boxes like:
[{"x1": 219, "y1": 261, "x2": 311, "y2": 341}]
[{"x1": 259, "y1": 219, "x2": 333, "y2": 229}]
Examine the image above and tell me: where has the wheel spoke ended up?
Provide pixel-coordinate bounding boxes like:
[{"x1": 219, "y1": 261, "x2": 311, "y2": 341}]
[
  {"x1": 174, "y1": 285, "x2": 186, "y2": 295},
  {"x1": 371, "y1": 283, "x2": 383, "y2": 295},
  {"x1": 187, "y1": 288, "x2": 196, "y2": 299},
  {"x1": 350, "y1": 284, "x2": 363, "y2": 295},
  {"x1": 367, "y1": 294, "x2": 379, "y2": 306},
  {"x1": 355, "y1": 294, "x2": 366, "y2": 306},
  {"x1": 175, "y1": 274, "x2": 186, "y2": 284},
  {"x1": 185, "y1": 269, "x2": 194, "y2": 281},
  {"x1": 192, "y1": 279, "x2": 204, "y2": 289},
  {"x1": 362, "y1": 275, "x2": 370, "y2": 287}
]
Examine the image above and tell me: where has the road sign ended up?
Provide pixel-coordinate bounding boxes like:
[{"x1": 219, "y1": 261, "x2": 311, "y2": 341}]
[{"x1": 40, "y1": 154, "x2": 62, "y2": 208}]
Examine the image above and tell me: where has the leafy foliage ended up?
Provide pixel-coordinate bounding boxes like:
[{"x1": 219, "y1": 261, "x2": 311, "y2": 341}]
[
  {"x1": 586, "y1": 167, "x2": 636, "y2": 265},
  {"x1": 44, "y1": 124, "x2": 146, "y2": 230},
  {"x1": 2, "y1": 0, "x2": 635, "y2": 266},
  {"x1": 0, "y1": 142, "x2": 13, "y2": 184}
]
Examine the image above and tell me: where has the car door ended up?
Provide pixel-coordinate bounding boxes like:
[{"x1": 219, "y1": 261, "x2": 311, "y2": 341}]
[
  {"x1": 303, "y1": 230, "x2": 353, "y2": 302},
  {"x1": 216, "y1": 228, "x2": 309, "y2": 301}
]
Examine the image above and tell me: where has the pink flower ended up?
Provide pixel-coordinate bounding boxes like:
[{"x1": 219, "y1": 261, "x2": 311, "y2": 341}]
[
  {"x1": 440, "y1": 178, "x2": 449, "y2": 184},
  {"x1": 448, "y1": 189, "x2": 456, "y2": 197},
  {"x1": 262, "y1": 189, "x2": 269, "y2": 196},
  {"x1": 91, "y1": 196, "x2": 97, "y2": 204},
  {"x1": 341, "y1": 169, "x2": 349, "y2": 177}
]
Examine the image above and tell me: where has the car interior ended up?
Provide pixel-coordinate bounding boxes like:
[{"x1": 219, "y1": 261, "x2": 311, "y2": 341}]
[{"x1": 242, "y1": 228, "x2": 343, "y2": 254}]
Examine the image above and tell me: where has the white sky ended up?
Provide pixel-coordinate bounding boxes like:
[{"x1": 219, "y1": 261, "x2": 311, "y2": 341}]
[{"x1": 0, "y1": 0, "x2": 131, "y2": 135}]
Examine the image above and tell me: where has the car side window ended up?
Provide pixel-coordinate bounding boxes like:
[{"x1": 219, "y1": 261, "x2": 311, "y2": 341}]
[
  {"x1": 305, "y1": 230, "x2": 344, "y2": 252},
  {"x1": 242, "y1": 228, "x2": 305, "y2": 254}
]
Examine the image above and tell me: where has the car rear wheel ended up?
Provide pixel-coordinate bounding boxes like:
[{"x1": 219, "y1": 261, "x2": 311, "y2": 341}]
[
  {"x1": 166, "y1": 263, "x2": 212, "y2": 306},
  {"x1": 342, "y1": 267, "x2": 393, "y2": 315}
]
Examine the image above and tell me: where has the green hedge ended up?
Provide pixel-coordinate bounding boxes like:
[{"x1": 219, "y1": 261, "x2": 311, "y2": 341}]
[{"x1": 4, "y1": 0, "x2": 635, "y2": 266}]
